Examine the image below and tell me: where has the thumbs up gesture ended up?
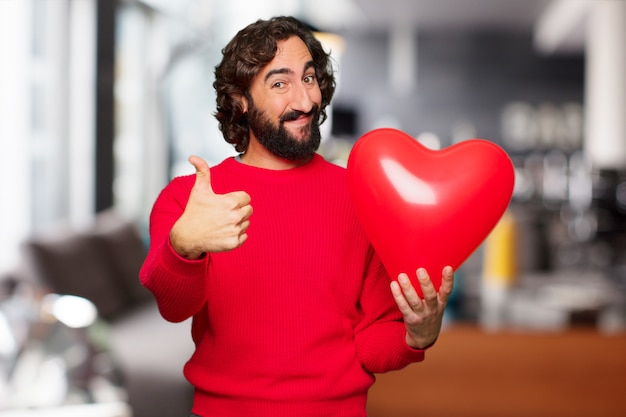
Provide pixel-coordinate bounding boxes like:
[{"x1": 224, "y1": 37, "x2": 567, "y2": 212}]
[{"x1": 170, "y1": 155, "x2": 253, "y2": 259}]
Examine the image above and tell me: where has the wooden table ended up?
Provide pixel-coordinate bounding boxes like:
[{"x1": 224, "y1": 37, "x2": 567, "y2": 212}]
[{"x1": 367, "y1": 324, "x2": 626, "y2": 417}]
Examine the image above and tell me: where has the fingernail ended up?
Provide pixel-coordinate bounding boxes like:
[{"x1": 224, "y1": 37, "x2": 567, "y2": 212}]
[
  {"x1": 398, "y1": 275, "x2": 409, "y2": 285},
  {"x1": 417, "y1": 268, "x2": 427, "y2": 279}
]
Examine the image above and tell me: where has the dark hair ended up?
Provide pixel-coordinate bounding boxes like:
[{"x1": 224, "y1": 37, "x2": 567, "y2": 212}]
[{"x1": 213, "y1": 16, "x2": 336, "y2": 153}]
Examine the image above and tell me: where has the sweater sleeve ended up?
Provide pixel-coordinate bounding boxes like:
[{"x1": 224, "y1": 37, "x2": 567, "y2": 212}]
[
  {"x1": 139, "y1": 176, "x2": 208, "y2": 323},
  {"x1": 354, "y1": 247, "x2": 426, "y2": 374}
]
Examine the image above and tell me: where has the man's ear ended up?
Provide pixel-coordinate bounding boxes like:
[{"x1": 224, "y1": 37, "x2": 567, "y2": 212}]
[{"x1": 239, "y1": 94, "x2": 248, "y2": 113}]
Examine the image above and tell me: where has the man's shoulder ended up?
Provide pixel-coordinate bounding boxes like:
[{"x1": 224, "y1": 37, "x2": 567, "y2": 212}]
[{"x1": 315, "y1": 153, "x2": 347, "y2": 175}]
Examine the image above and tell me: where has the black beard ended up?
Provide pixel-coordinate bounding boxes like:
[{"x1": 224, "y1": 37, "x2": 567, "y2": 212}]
[{"x1": 246, "y1": 103, "x2": 321, "y2": 161}]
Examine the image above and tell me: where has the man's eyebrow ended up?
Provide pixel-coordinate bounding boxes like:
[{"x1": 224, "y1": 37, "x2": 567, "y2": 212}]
[
  {"x1": 263, "y1": 61, "x2": 315, "y2": 82},
  {"x1": 264, "y1": 68, "x2": 292, "y2": 82}
]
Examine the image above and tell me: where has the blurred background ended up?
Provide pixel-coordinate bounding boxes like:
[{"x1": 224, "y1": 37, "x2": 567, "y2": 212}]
[{"x1": 1, "y1": 0, "x2": 625, "y2": 416}]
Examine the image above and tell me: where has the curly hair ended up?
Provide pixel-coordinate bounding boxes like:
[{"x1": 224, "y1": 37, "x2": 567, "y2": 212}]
[{"x1": 213, "y1": 16, "x2": 336, "y2": 153}]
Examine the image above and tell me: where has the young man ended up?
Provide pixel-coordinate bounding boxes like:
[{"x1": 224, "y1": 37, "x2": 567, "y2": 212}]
[{"x1": 140, "y1": 16, "x2": 454, "y2": 417}]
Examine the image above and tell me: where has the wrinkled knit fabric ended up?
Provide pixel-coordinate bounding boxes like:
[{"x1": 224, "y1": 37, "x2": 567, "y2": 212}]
[{"x1": 140, "y1": 154, "x2": 426, "y2": 417}]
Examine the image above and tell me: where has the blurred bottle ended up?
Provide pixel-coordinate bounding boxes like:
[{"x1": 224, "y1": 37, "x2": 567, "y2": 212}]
[{"x1": 480, "y1": 210, "x2": 518, "y2": 331}]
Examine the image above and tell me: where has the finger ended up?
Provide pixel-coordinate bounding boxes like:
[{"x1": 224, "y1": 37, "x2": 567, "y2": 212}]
[
  {"x1": 390, "y1": 279, "x2": 416, "y2": 317},
  {"x1": 188, "y1": 155, "x2": 214, "y2": 194},
  {"x1": 239, "y1": 207, "x2": 252, "y2": 224},
  {"x1": 416, "y1": 268, "x2": 438, "y2": 304},
  {"x1": 438, "y1": 266, "x2": 455, "y2": 303},
  {"x1": 230, "y1": 190, "x2": 252, "y2": 208},
  {"x1": 397, "y1": 273, "x2": 423, "y2": 310},
  {"x1": 238, "y1": 219, "x2": 251, "y2": 233}
]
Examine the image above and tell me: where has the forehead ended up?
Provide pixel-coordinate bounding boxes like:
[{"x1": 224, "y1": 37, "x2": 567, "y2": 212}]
[{"x1": 259, "y1": 36, "x2": 314, "y2": 79}]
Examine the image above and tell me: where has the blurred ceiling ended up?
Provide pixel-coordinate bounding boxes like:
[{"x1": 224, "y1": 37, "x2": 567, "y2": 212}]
[
  {"x1": 339, "y1": 0, "x2": 590, "y2": 54},
  {"x1": 352, "y1": 0, "x2": 553, "y2": 30},
  {"x1": 136, "y1": 0, "x2": 591, "y2": 55}
]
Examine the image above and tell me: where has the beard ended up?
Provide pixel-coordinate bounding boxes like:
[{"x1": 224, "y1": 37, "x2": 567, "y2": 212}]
[{"x1": 246, "y1": 102, "x2": 321, "y2": 161}]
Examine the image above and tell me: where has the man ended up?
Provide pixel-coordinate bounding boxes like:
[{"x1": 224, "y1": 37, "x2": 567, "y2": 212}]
[{"x1": 140, "y1": 16, "x2": 454, "y2": 417}]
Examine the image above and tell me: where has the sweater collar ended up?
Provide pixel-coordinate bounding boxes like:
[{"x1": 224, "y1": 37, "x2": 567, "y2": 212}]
[{"x1": 226, "y1": 153, "x2": 325, "y2": 180}]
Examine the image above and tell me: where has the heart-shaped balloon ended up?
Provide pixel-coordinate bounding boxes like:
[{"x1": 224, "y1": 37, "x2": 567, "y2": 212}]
[{"x1": 347, "y1": 128, "x2": 515, "y2": 297}]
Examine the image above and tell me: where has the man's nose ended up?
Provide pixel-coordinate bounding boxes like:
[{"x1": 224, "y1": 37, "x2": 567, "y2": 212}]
[{"x1": 291, "y1": 83, "x2": 315, "y2": 114}]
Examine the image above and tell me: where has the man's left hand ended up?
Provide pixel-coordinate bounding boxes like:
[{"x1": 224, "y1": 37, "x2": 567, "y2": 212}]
[{"x1": 390, "y1": 266, "x2": 455, "y2": 349}]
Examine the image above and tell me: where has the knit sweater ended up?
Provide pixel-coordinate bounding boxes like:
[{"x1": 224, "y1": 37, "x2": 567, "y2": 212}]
[{"x1": 139, "y1": 154, "x2": 426, "y2": 417}]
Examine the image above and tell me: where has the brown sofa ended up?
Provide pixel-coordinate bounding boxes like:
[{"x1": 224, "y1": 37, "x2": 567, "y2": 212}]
[{"x1": 17, "y1": 210, "x2": 194, "y2": 417}]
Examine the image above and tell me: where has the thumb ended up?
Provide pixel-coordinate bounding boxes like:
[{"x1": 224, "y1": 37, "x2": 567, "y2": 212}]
[{"x1": 188, "y1": 155, "x2": 214, "y2": 194}]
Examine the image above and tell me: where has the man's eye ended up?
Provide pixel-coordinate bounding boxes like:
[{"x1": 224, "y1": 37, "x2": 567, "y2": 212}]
[
  {"x1": 303, "y1": 75, "x2": 316, "y2": 84},
  {"x1": 272, "y1": 81, "x2": 286, "y2": 88}
]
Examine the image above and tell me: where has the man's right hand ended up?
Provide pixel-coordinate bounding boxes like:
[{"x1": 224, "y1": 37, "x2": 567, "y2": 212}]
[{"x1": 170, "y1": 155, "x2": 253, "y2": 259}]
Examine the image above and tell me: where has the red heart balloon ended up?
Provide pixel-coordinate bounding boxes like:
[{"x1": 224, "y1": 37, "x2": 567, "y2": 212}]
[{"x1": 347, "y1": 128, "x2": 515, "y2": 297}]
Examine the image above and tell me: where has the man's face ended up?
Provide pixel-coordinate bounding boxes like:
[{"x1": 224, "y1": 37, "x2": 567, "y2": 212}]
[{"x1": 244, "y1": 36, "x2": 323, "y2": 161}]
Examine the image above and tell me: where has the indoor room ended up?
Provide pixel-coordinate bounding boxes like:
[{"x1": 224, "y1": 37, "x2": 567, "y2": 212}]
[{"x1": 1, "y1": 1, "x2": 625, "y2": 416}]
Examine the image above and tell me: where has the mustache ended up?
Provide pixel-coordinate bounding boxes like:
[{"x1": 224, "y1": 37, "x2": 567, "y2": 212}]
[{"x1": 280, "y1": 104, "x2": 320, "y2": 123}]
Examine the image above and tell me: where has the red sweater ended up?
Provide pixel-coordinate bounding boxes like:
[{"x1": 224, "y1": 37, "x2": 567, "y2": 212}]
[{"x1": 140, "y1": 154, "x2": 426, "y2": 417}]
